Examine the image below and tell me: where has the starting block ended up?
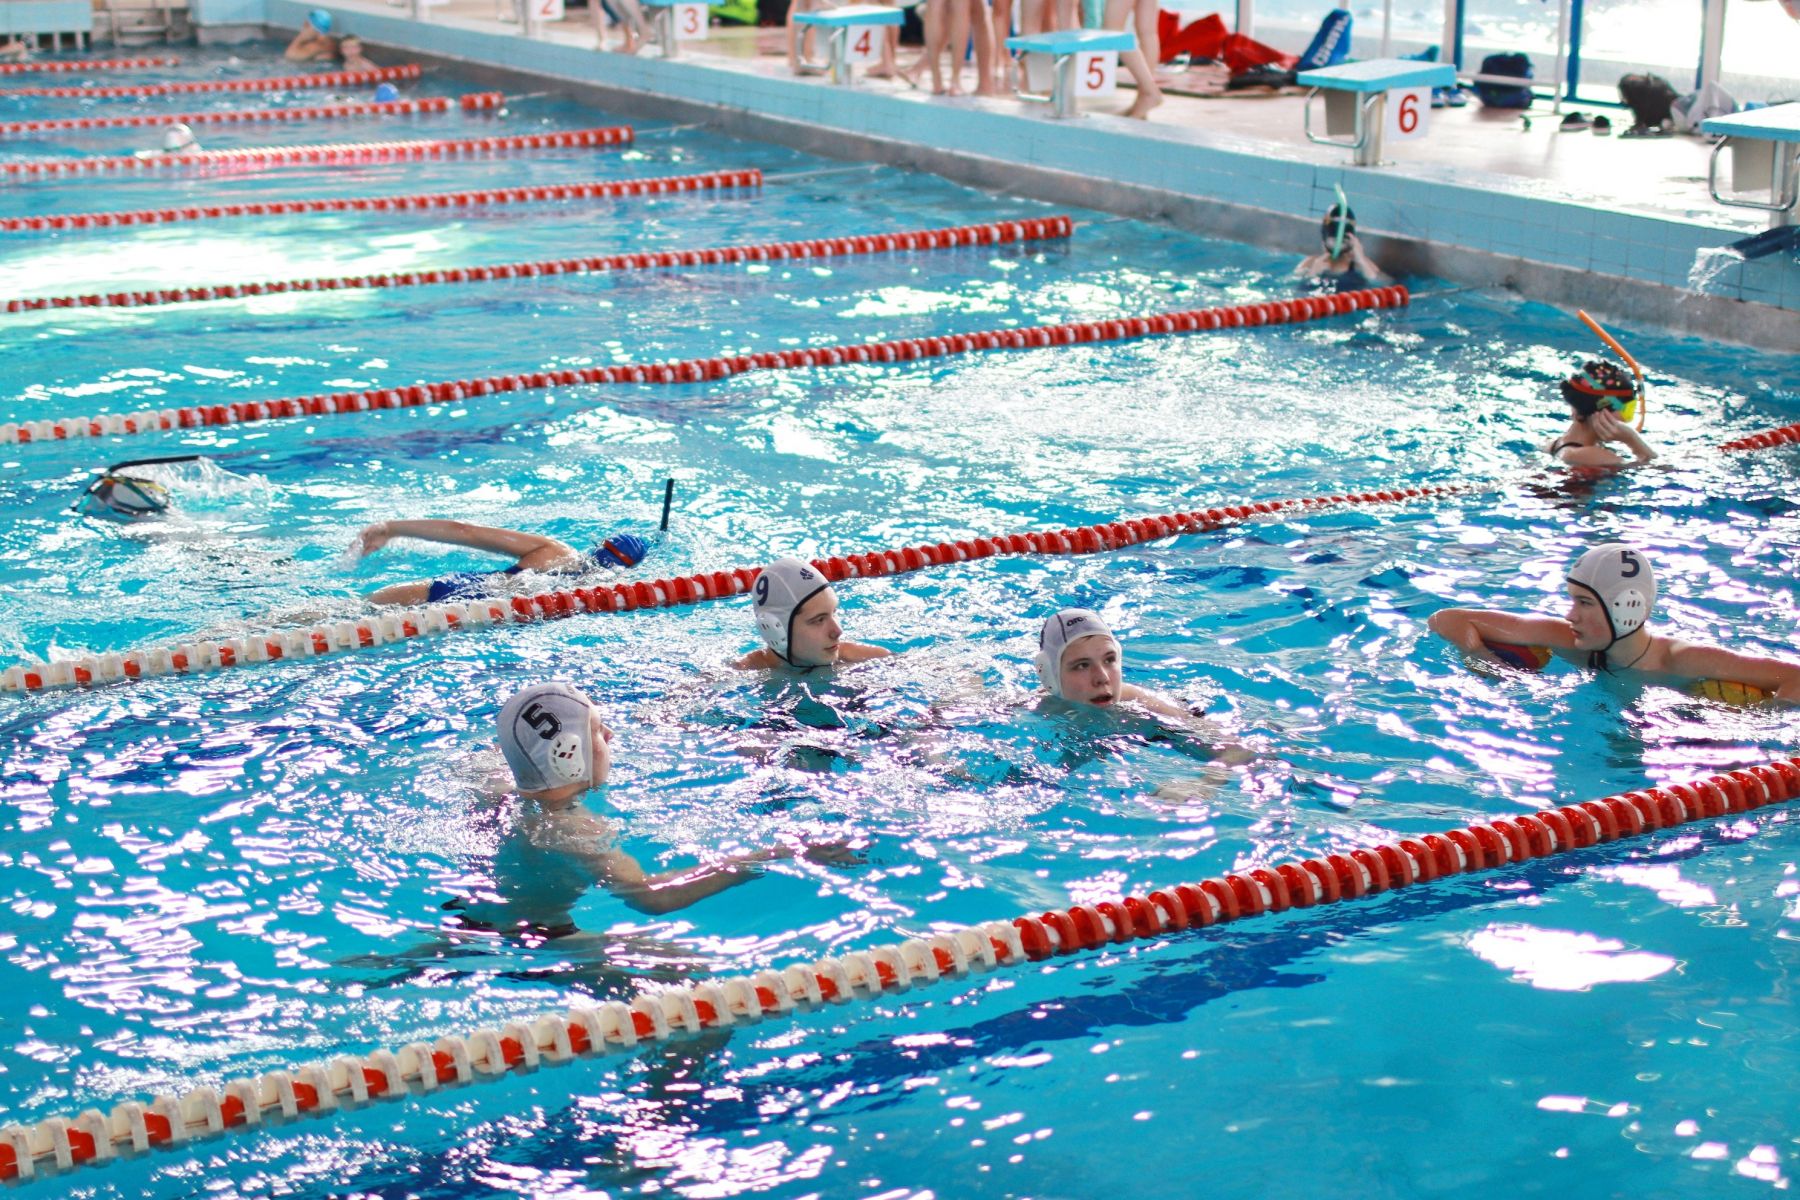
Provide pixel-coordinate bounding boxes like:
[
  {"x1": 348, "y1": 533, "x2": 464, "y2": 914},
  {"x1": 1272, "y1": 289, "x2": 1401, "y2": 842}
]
[
  {"x1": 640, "y1": 0, "x2": 709, "y2": 57},
  {"x1": 1297, "y1": 58, "x2": 1456, "y2": 165},
  {"x1": 1006, "y1": 29, "x2": 1134, "y2": 119},
  {"x1": 793, "y1": 5, "x2": 903, "y2": 85}
]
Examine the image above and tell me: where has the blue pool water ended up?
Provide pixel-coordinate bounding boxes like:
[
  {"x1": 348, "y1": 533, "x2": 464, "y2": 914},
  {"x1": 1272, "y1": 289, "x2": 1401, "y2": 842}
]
[{"x1": 3, "y1": 43, "x2": 1800, "y2": 1199}]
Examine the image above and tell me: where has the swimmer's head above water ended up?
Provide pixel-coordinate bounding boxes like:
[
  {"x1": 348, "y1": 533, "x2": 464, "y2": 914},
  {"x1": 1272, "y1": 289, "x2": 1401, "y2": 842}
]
[
  {"x1": 753, "y1": 557, "x2": 841, "y2": 668},
  {"x1": 1565, "y1": 542, "x2": 1656, "y2": 668},
  {"x1": 497, "y1": 681, "x2": 614, "y2": 799},
  {"x1": 1036, "y1": 608, "x2": 1123, "y2": 706},
  {"x1": 1560, "y1": 359, "x2": 1636, "y2": 419},
  {"x1": 1321, "y1": 203, "x2": 1355, "y2": 255}
]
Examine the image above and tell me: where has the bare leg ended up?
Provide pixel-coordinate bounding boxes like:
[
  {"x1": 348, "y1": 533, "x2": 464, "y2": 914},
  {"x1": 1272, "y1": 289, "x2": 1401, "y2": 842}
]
[
  {"x1": 368, "y1": 581, "x2": 433, "y2": 606},
  {"x1": 990, "y1": 0, "x2": 1014, "y2": 90},
  {"x1": 968, "y1": 0, "x2": 998, "y2": 94},
  {"x1": 946, "y1": 0, "x2": 969, "y2": 93},
  {"x1": 1134, "y1": 0, "x2": 1159, "y2": 69},
  {"x1": 1104, "y1": 0, "x2": 1161, "y2": 118},
  {"x1": 922, "y1": 0, "x2": 949, "y2": 92}
]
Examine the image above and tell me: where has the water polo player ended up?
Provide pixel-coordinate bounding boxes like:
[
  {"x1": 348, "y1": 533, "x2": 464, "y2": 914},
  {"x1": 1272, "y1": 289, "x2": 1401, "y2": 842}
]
[
  {"x1": 1428, "y1": 543, "x2": 1800, "y2": 702},
  {"x1": 353, "y1": 518, "x2": 649, "y2": 606},
  {"x1": 733, "y1": 557, "x2": 894, "y2": 671}
]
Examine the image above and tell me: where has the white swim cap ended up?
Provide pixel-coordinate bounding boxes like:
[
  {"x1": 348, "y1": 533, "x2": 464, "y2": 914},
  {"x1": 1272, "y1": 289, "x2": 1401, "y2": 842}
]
[
  {"x1": 1035, "y1": 609, "x2": 1119, "y2": 699},
  {"x1": 162, "y1": 123, "x2": 195, "y2": 152},
  {"x1": 1567, "y1": 543, "x2": 1656, "y2": 644},
  {"x1": 497, "y1": 681, "x2": 596, "y2": 794},
  {"x1": 752, "y1": 557, "x2": 830, "y2": 663}
]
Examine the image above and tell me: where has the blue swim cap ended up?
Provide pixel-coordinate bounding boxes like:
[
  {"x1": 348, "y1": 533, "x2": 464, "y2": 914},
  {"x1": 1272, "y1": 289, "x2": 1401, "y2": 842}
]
[
  {"x1": 307, "y1": 8, "x2": 332, "y2": 32},
  {"x1": 592, "y1": 533, "x2": 649, "y2": 569},
  {"x1": 373, "y1": 82, "x2": 399, "y2": 102}
]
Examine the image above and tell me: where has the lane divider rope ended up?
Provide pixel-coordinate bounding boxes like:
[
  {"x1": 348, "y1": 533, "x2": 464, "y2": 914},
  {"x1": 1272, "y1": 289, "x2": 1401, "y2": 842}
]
[
  {"x1": 0, "y1": 125, "x2": 632, "y2": 178},
  {"x1": 2, "y1": 215, "x2": 1073, "y2": 312},
  {"x1": 1719, "y1": 421, "x2": 1800, "y2": 453},
  {"x1": 0, "y1": 55, "x2": 180, "y2": 75},
  {"x1": 0, "y1": 283, "x2": 1406, "y2": 445},
  {"x1": 0, "y1": 165, "x2": 760, "y2": 235},
  {"x1": 0, "y1": 479, "x2": 1470, "y2": 693},
  {"x1": 0, "y1": 92, "x2": 499, "y2": 137},
  {"x1": 1, "y1": 754, "x2": 1793, "y2": 1183},
  {"x1": 0, "y1": 63, "x2": 422, "y2": 98}
]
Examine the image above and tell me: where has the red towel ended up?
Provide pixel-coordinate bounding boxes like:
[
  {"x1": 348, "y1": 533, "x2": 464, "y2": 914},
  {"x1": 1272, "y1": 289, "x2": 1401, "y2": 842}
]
[{"x1": 1156, "y1": 11, "x2": 1296, "y2": 72}]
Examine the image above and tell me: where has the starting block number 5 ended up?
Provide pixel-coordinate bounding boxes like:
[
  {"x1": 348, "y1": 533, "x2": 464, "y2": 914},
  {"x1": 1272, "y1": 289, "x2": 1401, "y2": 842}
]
[
  {"x1": 536, "y1": 0, "x2": 565, "y2": 21},
  {"x1": 1077, "y1": 50, "x2": 1117, "y2": 96},
  {"x1": 1384, "y1": 87, "x2": 1428, "y2": 141},
  {"x1": 675, "y1": 2, "x2": 707, "y2": 39},
  {"x1": 844, "y1": 25, "x2": 883, "y2": 64}
]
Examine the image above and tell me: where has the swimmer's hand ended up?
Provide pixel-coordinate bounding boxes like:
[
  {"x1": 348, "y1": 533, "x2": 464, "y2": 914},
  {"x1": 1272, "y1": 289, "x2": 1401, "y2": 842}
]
[
  {"x1": 353, "y1": 521, "x2": 394, "y2": 557},
  {"x1": 1591, "y1": 410, "x2": 1655, "y2": 462},
  {"x1": 751, "y1": 838, "x2": 869, "y2": 868}
]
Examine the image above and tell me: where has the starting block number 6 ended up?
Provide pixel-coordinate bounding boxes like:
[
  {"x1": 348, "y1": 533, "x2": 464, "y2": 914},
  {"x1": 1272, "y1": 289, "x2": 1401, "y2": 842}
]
[
  {"x1": 1077, "y1": 50, "x2": 1117, "y2": 96},
  {"x1": 1385, "y1": 87, "x2": 1428, "y2": 141},
  {"x1": 675, "y1": 2, "x2": 707, "y2": 39},
  {"x1": 844, "y1": 25, "x2": 882, "y2": 64}
]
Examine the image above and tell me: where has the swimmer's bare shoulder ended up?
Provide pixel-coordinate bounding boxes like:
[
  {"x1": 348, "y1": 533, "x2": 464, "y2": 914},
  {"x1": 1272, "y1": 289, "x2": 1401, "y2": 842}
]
[{"x1": 731, "y1": 642, "x2": 893, "y2": 671}]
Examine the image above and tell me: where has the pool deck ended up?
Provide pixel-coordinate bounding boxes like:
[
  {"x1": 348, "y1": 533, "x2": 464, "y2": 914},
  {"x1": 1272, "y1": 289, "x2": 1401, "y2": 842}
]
[{"x1": 196, "y1": 0, "x2": 1800, "y2": 349}]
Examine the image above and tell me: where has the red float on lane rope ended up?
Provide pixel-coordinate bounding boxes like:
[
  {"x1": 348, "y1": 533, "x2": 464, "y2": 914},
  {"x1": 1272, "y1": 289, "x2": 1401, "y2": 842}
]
[
  {"x1": 0, "y1": 167, "x2": 760, "y2": 235},
  {"x1": 0, "y1": 55, "x2": 179, "y2": 75},
  {"x1": 0, "y1": 282, "x2": 1401, "y2": 440},
  {"x1": 2, "y1": 215, "x2": 1073, "y2": 312},
  {"x1": 0, "y1": 125, "x2": 633, "y2": 179},
  {"x1": 1720, "y1": 421, "x2": 1800, "y2": 453},
  {"x1": 0, "y1": 93, "x2": 495, "y2": 138},
  {"x1": 0, "y1": 63, "x2": 422, "y2": 98}
]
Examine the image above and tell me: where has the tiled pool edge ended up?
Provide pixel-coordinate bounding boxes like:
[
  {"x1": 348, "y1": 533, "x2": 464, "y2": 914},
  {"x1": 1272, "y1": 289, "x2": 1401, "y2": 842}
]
[{"x1": 232, "y1": 2, "x2": 1797, "y2": 351}]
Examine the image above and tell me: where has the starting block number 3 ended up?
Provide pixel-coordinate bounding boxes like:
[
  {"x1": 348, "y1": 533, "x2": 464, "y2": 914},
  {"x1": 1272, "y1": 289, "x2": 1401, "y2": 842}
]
[
  {"x1": 1077, "y1": 50, "x2": 1117, "y2": 96},
  {"x1": 676, "y1": 2, "x2": 707, "y2": 38},
  {"x1": 845, "y1": 25, "x2": 883, "y2": 64},
  {"x1": 1385, "y1": 86, "x2": 1428, "y2": 141}
]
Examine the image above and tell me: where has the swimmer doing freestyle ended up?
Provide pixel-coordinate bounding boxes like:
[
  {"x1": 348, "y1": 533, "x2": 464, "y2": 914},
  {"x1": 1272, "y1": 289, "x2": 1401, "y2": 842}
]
[{"x1": 1428, "y1": 543, "x2": 1800, "y2": 702}]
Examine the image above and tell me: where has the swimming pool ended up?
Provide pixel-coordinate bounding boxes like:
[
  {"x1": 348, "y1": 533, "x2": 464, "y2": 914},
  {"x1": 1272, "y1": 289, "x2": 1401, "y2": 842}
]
[{"x1": 4, "y1": 43, "x2": 1800, "y2": 1198}]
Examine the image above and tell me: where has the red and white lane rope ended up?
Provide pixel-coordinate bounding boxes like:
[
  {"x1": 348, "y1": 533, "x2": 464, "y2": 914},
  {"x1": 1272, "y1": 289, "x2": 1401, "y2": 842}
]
[
  {"x1": 0, "y1": 93, "x2": 498, "y2": 138},
  {"x1": 0, "y1": 284, "x2": 1407, "y2": 445},
  {"x1": 0, "y1": 125, "x2": 632, "y2": 179},
  {"x1": 0, "y1": 64, "x2": 421, "y2": 98},
  {"x1": 1, "y1": 754, "x2": 1793, "y2": 1184},
  {"x1": 1719, "y1": 422, "x2": 1800, "y2": 453},
  {"x1": 3, "y1": 215, "x2": 1073, "y2": 313},
  {"x1": 0, "y1": 55, "x2": 179, "y2": 75},
  {"x1": 0, "y1": 481, "x2": 1465, "y2": 693},
  {"x1": 0, "y1": 166, "x2": 760, "y2": 235}
]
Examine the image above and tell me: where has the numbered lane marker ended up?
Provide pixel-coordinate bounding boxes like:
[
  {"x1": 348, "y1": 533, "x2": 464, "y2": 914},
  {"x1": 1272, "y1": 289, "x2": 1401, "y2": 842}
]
[
  {"x1": 844, "y1": 24, "x2": 882, "y2": 65},
  {"x1": 1385, "y1": 86, "x2": 1428, "y2": 142},
  {"x1": 1076, "y1": 50, "x2": 1117, "y2": 97},
  {"x1": 676, "y1": 3, "x2": 708, "y2": 39}
]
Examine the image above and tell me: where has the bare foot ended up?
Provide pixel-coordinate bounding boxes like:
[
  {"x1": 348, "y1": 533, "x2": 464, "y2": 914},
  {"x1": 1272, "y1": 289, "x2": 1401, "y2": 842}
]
[{"x1": 1124, "y1": 90, "x2": 1163, "y2": 119}]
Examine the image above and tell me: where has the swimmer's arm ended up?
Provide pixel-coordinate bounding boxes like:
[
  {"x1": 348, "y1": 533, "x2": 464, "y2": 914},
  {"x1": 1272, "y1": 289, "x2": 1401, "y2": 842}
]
[
  {"x1": 1427, "y1": 609, "x2": 1576, "y2": 659},
  {"x1": 1294, "y1": 253, "x2": 1329, "y2": 278},
  {"x1": 1345, "y1": 234, "x2": 1389, "y2": 283},
  {"x1": 1123, "y1": 685, "x2": 1259, "y2": 765},
  {"x1": 355, "y1": 519, "x2": 579, "y2": 569},
  {"x1": 1665, "y1": 642, "x2": 1800, "y2": 703},
  {"x1": 836, "y1": 641, "x2": 893, "y2": 663},
  {"x1": 1592, "y1": 410, "x2": 1655, "y2": 463},
  {"x1": 589, "y1": 841, "x2": 861, "y2": 915},
  {"x1": 1554, "y1": 442, "x2": 1627, "y2": 468}
]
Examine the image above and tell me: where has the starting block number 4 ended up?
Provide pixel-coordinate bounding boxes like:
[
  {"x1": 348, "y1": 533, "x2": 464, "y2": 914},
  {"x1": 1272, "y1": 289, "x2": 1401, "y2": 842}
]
[
  {"x1": 1384, "y1": 87, "x2": 1428, "y2": 141},
  {"x1": 676, "y1": 2, "x2": 707, "y2": 38},
  {"x1": 1077, "y1": 50, "x2": 1117, "y2": 96},
  {"x1": 536, "y1": 0, "x2": 565, "y2": 21},
  {"x1": 845, "y1": 24, "x2": 882, "y2": 64}
]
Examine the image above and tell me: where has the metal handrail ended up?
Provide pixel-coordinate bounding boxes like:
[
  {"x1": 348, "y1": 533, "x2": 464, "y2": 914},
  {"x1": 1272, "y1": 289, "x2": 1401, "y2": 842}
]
[
  {"x1": 1302, "y1": 88, "x2": 1381, "y2": 151},
  {"x1": 1708, "y1": 138, "x2": 1800, "y2": 215}
]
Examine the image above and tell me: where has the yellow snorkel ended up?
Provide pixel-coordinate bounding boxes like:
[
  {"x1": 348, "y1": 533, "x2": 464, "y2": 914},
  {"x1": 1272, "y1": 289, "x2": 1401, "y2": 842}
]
[{"x1": 1577, "y1": 310, "x2": 1647, "y2": 429}]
